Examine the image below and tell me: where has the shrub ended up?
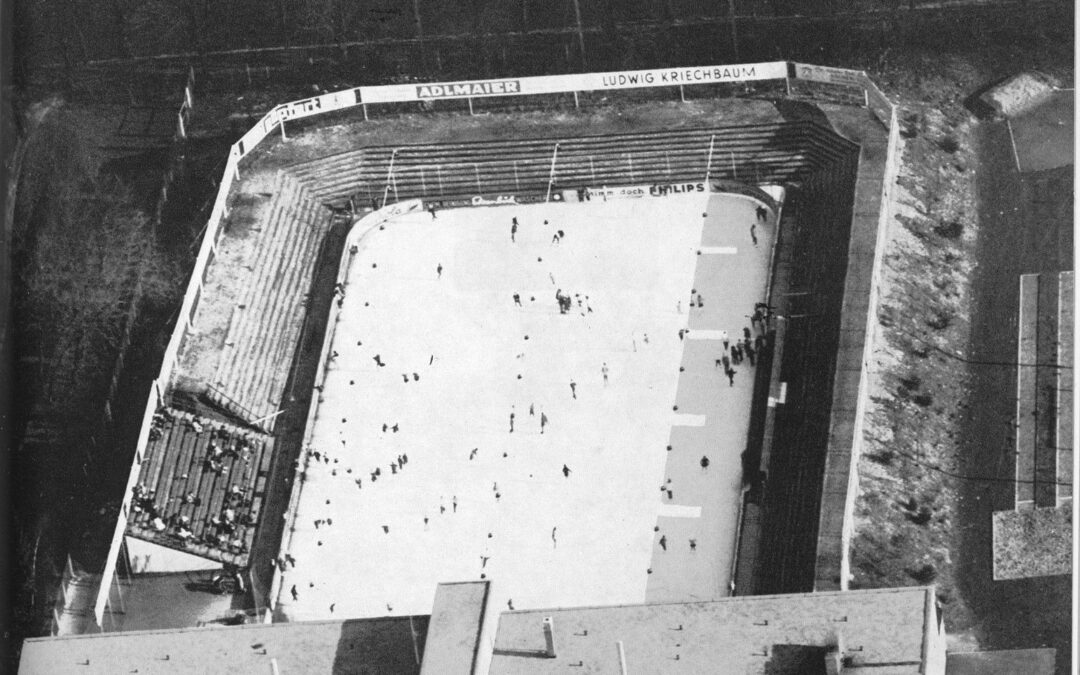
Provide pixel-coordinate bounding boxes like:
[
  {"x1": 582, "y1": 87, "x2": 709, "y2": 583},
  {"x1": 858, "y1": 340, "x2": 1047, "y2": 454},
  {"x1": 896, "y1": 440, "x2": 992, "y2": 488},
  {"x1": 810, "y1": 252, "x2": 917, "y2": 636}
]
[
  {"x1": 908, "y1": 562, "x2": 937, "y2": 583},
  {"x1": 933, "y1": 220, "x2": 964, "y2": 239}
]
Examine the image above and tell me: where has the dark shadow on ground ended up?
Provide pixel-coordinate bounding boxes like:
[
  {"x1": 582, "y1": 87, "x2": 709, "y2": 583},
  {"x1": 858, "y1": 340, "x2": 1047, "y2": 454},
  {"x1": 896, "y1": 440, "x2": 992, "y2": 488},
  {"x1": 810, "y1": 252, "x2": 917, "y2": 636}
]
[{"x1": 957, "y1": 119, "x2": 1072, "y2": 674}]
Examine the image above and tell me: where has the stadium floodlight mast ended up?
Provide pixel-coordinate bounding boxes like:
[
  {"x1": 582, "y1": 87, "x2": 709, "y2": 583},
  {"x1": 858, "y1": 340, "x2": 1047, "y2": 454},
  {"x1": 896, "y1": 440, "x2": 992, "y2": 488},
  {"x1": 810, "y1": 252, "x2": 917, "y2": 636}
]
[
  {"x1": 382, "y1": 149, "x2": 399, "y2": 209},
  {"x1": 705, "y1": 134, "x2": 716, "y2": 183},
  {"x1": 545, "y1": 142, "x2": 560, "y2": 202}
]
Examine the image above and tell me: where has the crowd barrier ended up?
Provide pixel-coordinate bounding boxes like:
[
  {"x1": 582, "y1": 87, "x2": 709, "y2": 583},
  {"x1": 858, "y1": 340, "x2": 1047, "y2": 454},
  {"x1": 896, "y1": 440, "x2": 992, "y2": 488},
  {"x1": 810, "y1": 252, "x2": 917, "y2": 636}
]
[{"x1": 96, "y1": 60, "x2": 899, "y2": 628}]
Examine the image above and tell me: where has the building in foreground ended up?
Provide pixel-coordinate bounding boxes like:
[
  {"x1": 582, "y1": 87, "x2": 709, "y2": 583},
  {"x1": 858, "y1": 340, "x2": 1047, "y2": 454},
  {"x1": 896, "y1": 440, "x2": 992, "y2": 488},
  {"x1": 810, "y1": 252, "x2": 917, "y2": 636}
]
[{"x1": 22, "y1": 584, "x2": 948, "y2": 674}]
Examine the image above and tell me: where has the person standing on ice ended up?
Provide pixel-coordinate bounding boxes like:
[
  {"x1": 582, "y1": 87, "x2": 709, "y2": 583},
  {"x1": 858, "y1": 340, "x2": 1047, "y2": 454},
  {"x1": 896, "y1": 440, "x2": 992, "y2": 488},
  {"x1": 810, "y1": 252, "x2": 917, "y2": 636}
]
[
  {"x1": 570, "y1": 380, "x2": 577, "y2": 399},
  {"x1": 509, "y1": 411, "x2": 515, "y2": 433},
  {"x1": 511, "y1": 221, "x2": 517, "y2": 242},
  {"x1": 601, "y1": 363, "x2": 609, "y2": 386},
  {"x1": 540, "y1": 412, "x2": 548, "y2": 434}
]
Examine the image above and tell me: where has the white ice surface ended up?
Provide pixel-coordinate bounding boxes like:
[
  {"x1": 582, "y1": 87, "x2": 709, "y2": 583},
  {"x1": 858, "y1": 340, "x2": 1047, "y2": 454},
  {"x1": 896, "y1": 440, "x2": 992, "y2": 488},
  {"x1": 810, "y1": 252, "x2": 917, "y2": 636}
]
[{"x1": 276, "y1": 191, "x2": 769, "y2": 620}]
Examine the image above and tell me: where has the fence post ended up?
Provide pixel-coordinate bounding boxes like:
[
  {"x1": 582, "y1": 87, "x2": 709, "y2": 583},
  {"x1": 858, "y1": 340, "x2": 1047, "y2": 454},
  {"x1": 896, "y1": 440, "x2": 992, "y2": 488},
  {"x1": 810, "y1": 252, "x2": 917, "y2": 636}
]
[
  {"x1": 679, "y1": 85, "x2": 686, "y2": 102},
  {"x1": 279, "y1": 115, "x2": 287, "y2": 141},
  {"x1": 573, "y1": 91, "x2": 579, "y2": 109},
  {"x1": 468, "y1": 97, "x2": 474, "y2": 116},
  {"x1": 362, "y1": 104, "x2": 369, "y2": 121}
]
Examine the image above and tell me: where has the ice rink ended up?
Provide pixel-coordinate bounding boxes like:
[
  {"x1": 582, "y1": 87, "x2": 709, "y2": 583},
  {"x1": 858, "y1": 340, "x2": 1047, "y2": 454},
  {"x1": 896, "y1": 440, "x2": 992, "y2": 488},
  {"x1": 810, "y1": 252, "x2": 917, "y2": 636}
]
[{"x1": 274, "y1": 189, "x2": 775, "y2": 620}]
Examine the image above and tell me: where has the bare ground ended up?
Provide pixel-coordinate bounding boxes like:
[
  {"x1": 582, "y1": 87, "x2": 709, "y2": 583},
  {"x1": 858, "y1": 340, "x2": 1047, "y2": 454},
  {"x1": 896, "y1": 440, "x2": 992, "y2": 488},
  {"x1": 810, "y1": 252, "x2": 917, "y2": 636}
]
[{"x1": 848, "y1": 48, "x2": 1073, "y2": 673}]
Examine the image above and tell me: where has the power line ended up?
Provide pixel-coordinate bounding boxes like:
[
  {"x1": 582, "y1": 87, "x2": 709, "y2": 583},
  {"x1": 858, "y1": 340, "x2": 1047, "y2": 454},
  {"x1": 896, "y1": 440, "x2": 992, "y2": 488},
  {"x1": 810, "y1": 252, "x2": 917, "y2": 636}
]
[
  {"x1": 890, "y1": 323, "x2": 1072, "y2": 370},
  {"x1": 891, "y1": 446, "x2": 1073, "y2": 488}
]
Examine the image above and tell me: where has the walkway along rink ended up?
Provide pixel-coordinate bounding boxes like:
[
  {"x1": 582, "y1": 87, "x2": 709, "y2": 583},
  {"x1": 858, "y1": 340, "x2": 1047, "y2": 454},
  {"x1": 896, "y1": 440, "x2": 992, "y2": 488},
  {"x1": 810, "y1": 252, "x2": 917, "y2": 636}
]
[{"x1": 273, "y1": 189, "x2": 777, "y2": 621}]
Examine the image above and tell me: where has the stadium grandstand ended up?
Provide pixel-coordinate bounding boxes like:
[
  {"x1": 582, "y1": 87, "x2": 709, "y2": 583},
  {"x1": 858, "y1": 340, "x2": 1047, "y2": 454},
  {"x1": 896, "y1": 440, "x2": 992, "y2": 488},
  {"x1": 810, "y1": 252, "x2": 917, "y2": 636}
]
[{"x1": 28, "y1": 60, "x2": 1057, "y2": 675}]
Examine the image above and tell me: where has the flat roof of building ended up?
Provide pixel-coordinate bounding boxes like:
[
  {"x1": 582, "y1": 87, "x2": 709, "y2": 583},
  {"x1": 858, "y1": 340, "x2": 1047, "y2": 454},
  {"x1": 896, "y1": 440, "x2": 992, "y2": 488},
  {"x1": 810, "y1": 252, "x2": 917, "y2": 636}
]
[
  {"x1": 489, "y1": 586, "x2": 935, "y2": 674},
  {"x1": 419, "y1": 581, "x2": 490, "y2": 675},
  {"x1": 19, "y1": 615, "x2": 429, "y2": 675},
  {"x1": 946, "y1": 648, "x2": 1057, "y2": 675}
]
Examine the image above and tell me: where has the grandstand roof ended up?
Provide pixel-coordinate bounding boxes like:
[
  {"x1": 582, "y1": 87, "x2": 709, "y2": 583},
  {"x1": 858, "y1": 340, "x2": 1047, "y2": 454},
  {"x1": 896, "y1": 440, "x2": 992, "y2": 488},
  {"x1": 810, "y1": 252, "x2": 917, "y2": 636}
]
[
  {"x1": 125, "y1": 409, "x2": 275, "y2": 567},
  {"x1": 488, "y1": 586, "x2": 941, "y2": 674},
  {"x1": 18, "y1": 616, "x2": 429, "y2": 675}
]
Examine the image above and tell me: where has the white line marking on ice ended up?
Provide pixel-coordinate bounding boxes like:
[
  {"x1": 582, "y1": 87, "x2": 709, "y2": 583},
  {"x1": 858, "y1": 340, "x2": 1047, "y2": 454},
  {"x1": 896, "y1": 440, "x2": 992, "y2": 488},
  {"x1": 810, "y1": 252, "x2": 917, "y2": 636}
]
[
  {"x1": 685, "y1": 330, "x2": 727, "y2": 340},
  {"x1": 658, "y1": 504, "x2": 702, "y2": 518},
  {"x1": 671, "y1": 414, "x2": 706, "y2": 427},
  {"x1": 698, "y1": 246, "x2": 738, "y2": 254}
]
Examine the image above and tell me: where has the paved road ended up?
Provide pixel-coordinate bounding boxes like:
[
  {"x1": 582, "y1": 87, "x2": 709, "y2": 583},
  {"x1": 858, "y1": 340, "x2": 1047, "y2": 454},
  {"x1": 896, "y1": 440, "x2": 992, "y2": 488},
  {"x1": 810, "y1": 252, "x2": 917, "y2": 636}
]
[{"x1": 957, "y1": 118, "x2": 1072, "y2": 673}]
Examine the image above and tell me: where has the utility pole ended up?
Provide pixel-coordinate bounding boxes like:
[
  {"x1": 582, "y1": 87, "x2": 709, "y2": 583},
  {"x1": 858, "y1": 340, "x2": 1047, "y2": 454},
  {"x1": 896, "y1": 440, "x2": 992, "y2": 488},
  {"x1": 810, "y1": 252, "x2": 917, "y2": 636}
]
[
  {"x1": 571, "y1": 0, "x2": 586, "y2": 69},
  {"x1": 728, "y1": 0, "x2": 739, "y2": 61}
]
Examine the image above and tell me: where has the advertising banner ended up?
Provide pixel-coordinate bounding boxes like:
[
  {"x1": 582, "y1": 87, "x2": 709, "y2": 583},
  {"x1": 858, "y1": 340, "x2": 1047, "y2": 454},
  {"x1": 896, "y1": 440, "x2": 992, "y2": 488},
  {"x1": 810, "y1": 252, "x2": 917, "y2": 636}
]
[
  {"x1": 584, "y1": 181, "x2": 707, "y2": 200},
  {"x1": 791, "y1": 63, "x2": 866, "y2": 89},
  {"x1": 361, "y1": 62, "x2": 788, "y2": 104}
]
